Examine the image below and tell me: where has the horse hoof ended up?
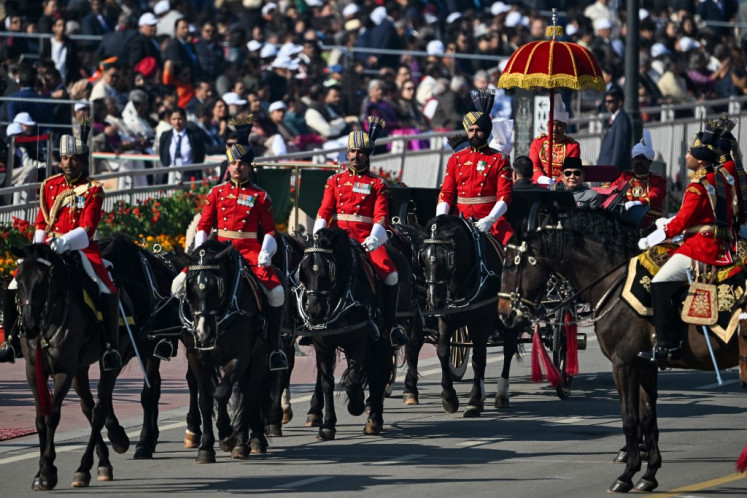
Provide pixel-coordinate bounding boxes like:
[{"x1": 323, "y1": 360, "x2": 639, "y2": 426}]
[
  {"x1": 282, "y1": 407, "x2": 293, "y2": 425},
  {"x1": 608, "y1": 479, "x2": 633, "y2": 493},
  {"x1": 462, "y1": 405, "x2": 483, "y2": 418},
  {"x1": 107, "y1": 426, "x2": 130, "y2": 454},
  {"x1": 96, "y1": 465, "x2": 113, "y2": 482},
  {"x1": 442, "y1": 394, "x2": 459, "y2": 414},
  {"x1": 71, "y1": 471, "x2": 90, "y2": 488},
  {"x1": 184, "y1": 430, "x2": 201, "y2": 448},
  {"x1": 249, "y1": 434, "x2": 268, "y2": 454},
  {"x1": 403, "y1": 393, "x2": 419, "y2": 405},
  {"x1": 633, "y1": 478, "x2": 658, "y2": 493},
  {"x1": 195, "y1": 449, "x2": 216, "y2": 464},
  {"x1": 266, "y1": 424, "x2": 283, "y2": 437},
  {"x1": 316, "y1": 428, "x2": 336, "y2": 441},
  {"x1": 305, "y1": 413, "x2": 322, "y2": 427},
  {"x1": 348, "y1": 392, "x2": 366, "y2": 416},
  {"x1": 231, "y1": 444, "x2": 249, "y2": 460},
  {"x1": 494, "y1": 396, "x2": 510, "y2": 409},
  {"x1": 613, "y1": 450, "x2": 627, "y2": 464},
  {"x1": 32, "y1": 474, "x2": 57, "y2": 491},
  {"x1": 219, "y1": 434, "x2": 237, "y2": 452},
  {"x1": 133, "y1": 445, "x2": 153, "y2": 460},
  {"x1": 364, "y1": 418, "x2": 383, "y2": 435}
]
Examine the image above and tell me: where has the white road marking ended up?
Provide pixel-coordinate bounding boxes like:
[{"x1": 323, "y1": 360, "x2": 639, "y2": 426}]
[
  {"x1": 274, "y1": 476, "x2": 334, "y2": 488},
  {"x1": 696, "y1": 379, "x2": 739, "y2": 390},
  {"x1": 368, "y1": 453, "x2": 424, "y2": 466}
]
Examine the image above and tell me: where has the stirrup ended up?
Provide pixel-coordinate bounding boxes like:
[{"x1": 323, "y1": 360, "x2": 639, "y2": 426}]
[
  {"x1": 269, "y1": 350, "x2": 289, "y2": 371},
  {"x1": 389, "y1": 326, "x2": 410, "y2": 347},
  {"x1": 0, "y1": 343, "x2": 16, "y2": 364},
  {"x1": 102, "y1": 349, "x2": 123, "y2": 371},
  {"x1": 152, "y1": 339, "x2": 174, "y2": 361},
  {"x1": 637, "y1": 346, "x2": 681, "y2": 362}
]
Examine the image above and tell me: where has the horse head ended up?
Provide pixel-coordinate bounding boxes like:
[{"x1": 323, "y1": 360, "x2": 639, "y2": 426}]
[
  {"x1": 298, "y1": 228, "x2": 352, "y2": 326},
  {"x1": 418, "y1": 216, "x2": 473, "y2": 312},
  {"x1": 497, "y1": 235, "x2": 550, "y2": 328},
  {"x1": 12, "y1": 243, "x2": 67, "y2": 338},
  {"x1": 184, "y1": 239, "x2": 235, "y2": 350}
]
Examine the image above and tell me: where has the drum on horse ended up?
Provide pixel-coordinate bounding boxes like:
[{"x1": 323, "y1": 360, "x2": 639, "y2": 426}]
[
  {"x1": 416, "y1": 214, "x2": 521, "y2": 416},
  {"x1": 497, "y1": 207, "x2": 747, "y2": 493},
  {"x1": 293, "y1": 227, "x2": 397, "y2": 439},
  {"x1": 11, "y1": 243, "x2": 131, "y2": 490},
  {"x1": 179, "y1": 239, "x2": 270, "y2": 462},
  {"x1": 98, "y1": 235, "x2": 201, "y2": 459}
]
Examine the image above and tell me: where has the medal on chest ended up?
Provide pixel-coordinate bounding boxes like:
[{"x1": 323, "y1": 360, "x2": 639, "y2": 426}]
[
  {"x1": 238, "y1": 193, "x2": 256, "y2": 207},
  {"x1": 352, "y1": 182, "x2": 372, "y2": 195},
  {"x1": 631, "y1": 185, "x2": 645, "y2": 197},
  {"x1": 75, "y1": 195, "x2": 86, "y2": 209},
  {"x1": 477, "y1": 160, "x2": 487, "y2": 172}
]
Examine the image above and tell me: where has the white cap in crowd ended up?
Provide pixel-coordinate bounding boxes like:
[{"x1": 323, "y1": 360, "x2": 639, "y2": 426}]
[
  {"x1": 74, "y1": 100, "x2": 90, "y2": 112},
  {"x1": 222, "y1": 92, "x2": 247, "y2": 106},
  {"x1": 677, "y1": 36, "x2": 701, "y2": 52},
  {"x1": 13, "y1": 112, "x2": 35, "y2": 126},
  {"x1": 261, "y1": 2, "x2": 278, "y2": 16},
  {"x1": 247, "y1": 40, "x2": 263, "y2": 52},
  {"x1": 268, "y1": 101, "x2": 287, "y2": 113},
  {"x1": 138, "y1": 13, "x2": 158, "y2": 26},
  {"x1": 306, "y1": 0, "x2": 323, "y2": 7},
  {"x1": 491, "y1": 2, "x2": 511, "y2": 16},
  {"x1": 153, "y1": 0, "x2": 170, "y2": 16},
  {"x1": 426, "y1": 40, "x2": 445, "y2": 56},
  {"x1": 6, "y1": 123, "x2": 23, "y2": 136},
  {"x1": 446, "y1": 12, "x2": 462, "y2": 24},
  {"x1": 650, "y1": 43, "x2": 670, "y2": 58},
  {"x1": 370, "y1": 6, "x2": 387, "y2": 26},
  {"x1": 593, "y1": 18, "x2": 613, "y2": 32},
  {"x1": 260, "y1": 44, "x2": 278, "y2": 59},
  {"x1": 342, "y1": 3, "x2": 360, "y2": 17}
]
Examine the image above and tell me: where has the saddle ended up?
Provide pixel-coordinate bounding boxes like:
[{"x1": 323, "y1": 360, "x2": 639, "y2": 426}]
[{"x1": 621, "y1": 242, "x2": 746, "y2": 344}]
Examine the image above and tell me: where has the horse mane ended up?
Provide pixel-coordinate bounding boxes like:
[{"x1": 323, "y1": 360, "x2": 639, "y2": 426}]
[
  {"x1": 528, "y1": 208, "x2": 640, "y2": 263},
  {"x1": 192, "y1": 238, "x2": 233, "y2": 262},
  {"x1": 23, "y1": 242, "x2": 62, "y2": 263}
]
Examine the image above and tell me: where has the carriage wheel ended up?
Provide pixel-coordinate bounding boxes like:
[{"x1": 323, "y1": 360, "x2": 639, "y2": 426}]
[
  {"x1": 449, "y1": 327, "x2": 471, "y2": 381},
  {"x1": 552, "y1": 308, "x2": 573, "y2": 400}
]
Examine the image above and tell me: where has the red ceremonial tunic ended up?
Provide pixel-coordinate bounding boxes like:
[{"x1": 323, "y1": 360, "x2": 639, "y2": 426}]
[
  {"x1": 34, "y1": 173, "x2": 116, "y2": 293},
  {"x1": 529, "y1": 134, "x2": 581, "y2": 182},
  {"x1": 197, "y1": 179, "x2": 281, "y2": 289},
  {"x1": 609, "y1": 171, "x2": 666, "y2": 229},
  {"x1": 316, "y1": 166, "x2": 396, "y2": 280},
  {"x1": 438, "y1": 145, "x2": 514, "y2": 244},
  {"x1": 664, "y1": 168, "x2": 733, "y2": 266}
]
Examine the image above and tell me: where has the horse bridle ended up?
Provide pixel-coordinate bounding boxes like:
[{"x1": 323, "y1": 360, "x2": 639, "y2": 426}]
[
  {"x1": 16, "y1": 256, "x2": 69, "y2": 346},
  {"x1": 497, "y1": 240, "x2": 543, "y2": 321}
]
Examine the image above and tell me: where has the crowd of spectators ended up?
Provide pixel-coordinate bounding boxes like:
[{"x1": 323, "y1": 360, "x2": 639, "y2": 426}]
[{"x1": 0, "y1": 0, "x2": 746, "y2": 190}]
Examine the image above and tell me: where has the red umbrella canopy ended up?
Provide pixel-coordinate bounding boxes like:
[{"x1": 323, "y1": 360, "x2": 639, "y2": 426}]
[{"x1": 498, "y1": 40, "x2": 605, "y2": 92}]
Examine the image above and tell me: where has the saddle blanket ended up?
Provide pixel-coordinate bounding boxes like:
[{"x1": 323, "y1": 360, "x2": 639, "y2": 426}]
[{"x1": 621, "y1": 243, "x2": 746, "y2": 344}]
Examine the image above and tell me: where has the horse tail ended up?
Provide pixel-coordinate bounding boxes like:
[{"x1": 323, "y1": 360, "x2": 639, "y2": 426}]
[{"x1": 35, "y1": 347, "x2": 51, "y2": 417}]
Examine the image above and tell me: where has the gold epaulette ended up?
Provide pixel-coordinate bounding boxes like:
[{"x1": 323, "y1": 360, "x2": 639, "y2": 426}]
[
  {"x1": 685, "y1": 185, "x2": 702, "y2": 195},
  {"x1": 693, "y1": 167, "x2": 708, "y2": 181}
]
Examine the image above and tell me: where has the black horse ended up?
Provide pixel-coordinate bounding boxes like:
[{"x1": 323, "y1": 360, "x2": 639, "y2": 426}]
[
  {"x1": 11, "y1": 243, "x2": 130, "y2": 490},
  {"x1": 498, "y1": 207, "x2": 747, "y2": 493},
  {"x1": 416, "y1": 215, "x2": 520, "y2": 416},
  {"x1": 98, "y1": 235, "x2": 202, "y2": 459},
  {"x1": 295, "y1": 227, "x2": 396, "y2": 439},
  {"x1": 180, "y1": 239, "x2": 269, "y2": 462}
]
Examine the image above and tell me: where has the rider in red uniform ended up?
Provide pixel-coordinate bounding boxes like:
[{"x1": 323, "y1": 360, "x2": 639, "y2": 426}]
[
  {"x1": 172, "y1": 116, "x2": 288, "y2": 370},
  {"x1": 437, "y1": 89, "x2": 514, "y2": 245},
  {"x1": 528, "y1": 97, "x2": 581, "y2": 185},
  {"x1": 0, "y1": 125, "x2": 123, "y2": 369},
  {"x1": 314, "y1": 118, "x2": 409, "y2": 347},
  {"x1": 638, "y1": 128, "x2": 735, "y2": 361},
  {"x1": 609, "y1": 129, "x2": 666, "y2": 230}
]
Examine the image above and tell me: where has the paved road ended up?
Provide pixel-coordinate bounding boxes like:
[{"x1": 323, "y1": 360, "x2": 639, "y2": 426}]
[{"x1": 0, "y1": 333, "x2": 745, "y2": 497}]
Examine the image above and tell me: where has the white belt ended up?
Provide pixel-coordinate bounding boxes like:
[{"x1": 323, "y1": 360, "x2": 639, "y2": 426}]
[
  {"x1": 457, "y1": 195, "x2": 497, "y2": 205},
  {"x1": 332, "y1": 214, "x2": 374, "y2": 224},
  {"x1": 217, "y1": 229, "x2": 258, "y2": 239}
]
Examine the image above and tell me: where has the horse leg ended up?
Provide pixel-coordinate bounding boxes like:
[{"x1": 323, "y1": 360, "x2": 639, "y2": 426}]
[
  {"x1": 365, "y1": 339, "x2": 390, "y2": 435},
  {"x1": 495, "y1": 325, "x2": 519, "y2": 409},
  {"x1": 265, "y1": 368, "x2": 287, "y2": 437},
  {"x1": 608, "y1": 363, "x2": 643, "y2": 493},
  {"x1": 30, "y1": 371, "x2": 73, "y2": 491},
  {"x1": 403, "y1": 318, "x2": 424, "y2": 405},
  {"x1": 135, "y1": 356, "x2": 162, "y2": 459},
  {"x1": 246, "y1": 356, "x2": 269, "y2": 456},
  {"x1": 187, "y1": 353, "x2": 216, "y2": 463},
  {"x1": 464, "y1": 337, "x2": 487, "y2": 418},
  {"x1": 184, "y1": 364, "x2": 202, "y2": 449},
  {"x1": 437, "y1": 319, "x2": 459, "y2": 413},
  {"x1": 215, "y1": 361, "x2": 238, "y2": 453},
  {"x1": 316, "y1": 344, "x2": 337, "y2": 440},
  {"x1": 305, "y1": 369, "x2": 323, "y2": 427},
  {"x1": 70, "y1": 369, "x2": 102, "y2": 487},
  {"x1": 345, "y1": 349, "x2": 366, "y2": 417},
  {"x1": 633, "y1": 365, "x2": 662, "y2": 492},
  {"x1": 281, "y1": 340, "x2": 296, "y2": 425}
]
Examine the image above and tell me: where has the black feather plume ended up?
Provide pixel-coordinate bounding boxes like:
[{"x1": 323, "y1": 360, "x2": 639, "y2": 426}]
[
  {"x1": 78, "y1": 117, "x2": 92, "y2": 144},
  {"x1": 367, "y1": 116, "x2": 386, "y2": 143},
  {"x1": 471, "y1": 89, "x2": 495, "y2": 114},
  {"x1": 229, "y1": 114, "x2": 255, "y2": 146}
]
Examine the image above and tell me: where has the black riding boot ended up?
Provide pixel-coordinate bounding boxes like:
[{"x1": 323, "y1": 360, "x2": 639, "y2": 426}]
[
  {"x1": 267, "y1": 305, "x2": 288, "y2": 371},
  {"x1": 0, "y1": 288, "x2": 19, "y2": 363},
  {"x1": 638, "y1": 282, "x2": 683, "y2": 362},
  {"x1": 101, "y1": 292, "x2": 123, "y2": 371},
  {"x1": 380, "y1": 284, "x2": 410, "y2": 347}
]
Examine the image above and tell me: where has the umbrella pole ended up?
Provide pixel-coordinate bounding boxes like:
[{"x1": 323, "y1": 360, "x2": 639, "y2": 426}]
[{"x1": 548, "y1": 88, "x2": 554, "y2": 179}]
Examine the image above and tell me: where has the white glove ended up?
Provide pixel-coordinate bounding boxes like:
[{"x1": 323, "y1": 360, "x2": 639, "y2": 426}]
[
  {"x1": 475, "y1": 216, "x2": 496, "y2": 233},
  {"x1": 654, "y1": 216, "x2": 674, "y2": 230},
  {"x1": 362, "y1": 236, "x2": 379, "y2": 252},
  {"x1": 33, "y1": 229, "x2": 46, "y2": 243},
  {"x1": 624, "y1": 201, "x2": 642, "y2": 211},
  {"x1": 313, "y1": 218, "x2": 327, "y2": 234},
  {"x1": 194, "y1": 230, "x2": 207, "y2": 247},
  {"x1": 537, "y1": 175, "x2": 555, "y2": 186},
  {"x1": 257, "y1": 250, "x2": 272, "y2": 267},
  {"x1": 49, "y1": 236, "x2": 71, "y2": 254},
  {"x1": 638, "y1": 227, "x2": 667, "y2": 251},
  {"x1": 435, "y1": 202, "x2": 450, "y2": 216},
  {"x1": 637, "y1": 237, "x2": 649, "y2": 251},
  {"x1": 740, "y1": 224, "x2": 747, "y2": 239},
  {"x1": 171, "y1": 271, "x2": 187, "y2": 297}
]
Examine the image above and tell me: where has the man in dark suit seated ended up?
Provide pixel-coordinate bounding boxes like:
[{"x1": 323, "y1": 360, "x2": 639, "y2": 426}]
[
  {"x1": 165, "y1": 18, "x2": 200, "y2": 80},
  {"x1": 127, "y1": 13, "x2": 164, "y2": 69},
  {"x1": 158, "y1": 107, "x2": 206, "y2": 184},
  {"x1": 512, "y1": 155, "x2": 547, "y2": 192}
]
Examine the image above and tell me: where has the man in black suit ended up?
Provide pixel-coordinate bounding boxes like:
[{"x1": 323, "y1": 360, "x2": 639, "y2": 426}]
[
  {"x1": 165, "y1": 18, "x2": 200, "y2": 80},
  {"x1": 81, "y1": 0, "x2": 113, "y2": 49},
  {"x1": 512, "y1": 156, "x2": 546, "y2": 191},
  {"x1": 97, "y1": 13, "x2": 138, "y2": 61},
  {"x1": 193, "y1": 20, "x2": 224, "y2": 81},
  {"x1": 158, "y1": 107, "x2": 207, "y2": 184},
  {"x1": 597, "y1": 88, "x2": 632, "y2": 173},
  {"x1": 127, "y1": 13, "x2": 164, "y2": 69}
]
